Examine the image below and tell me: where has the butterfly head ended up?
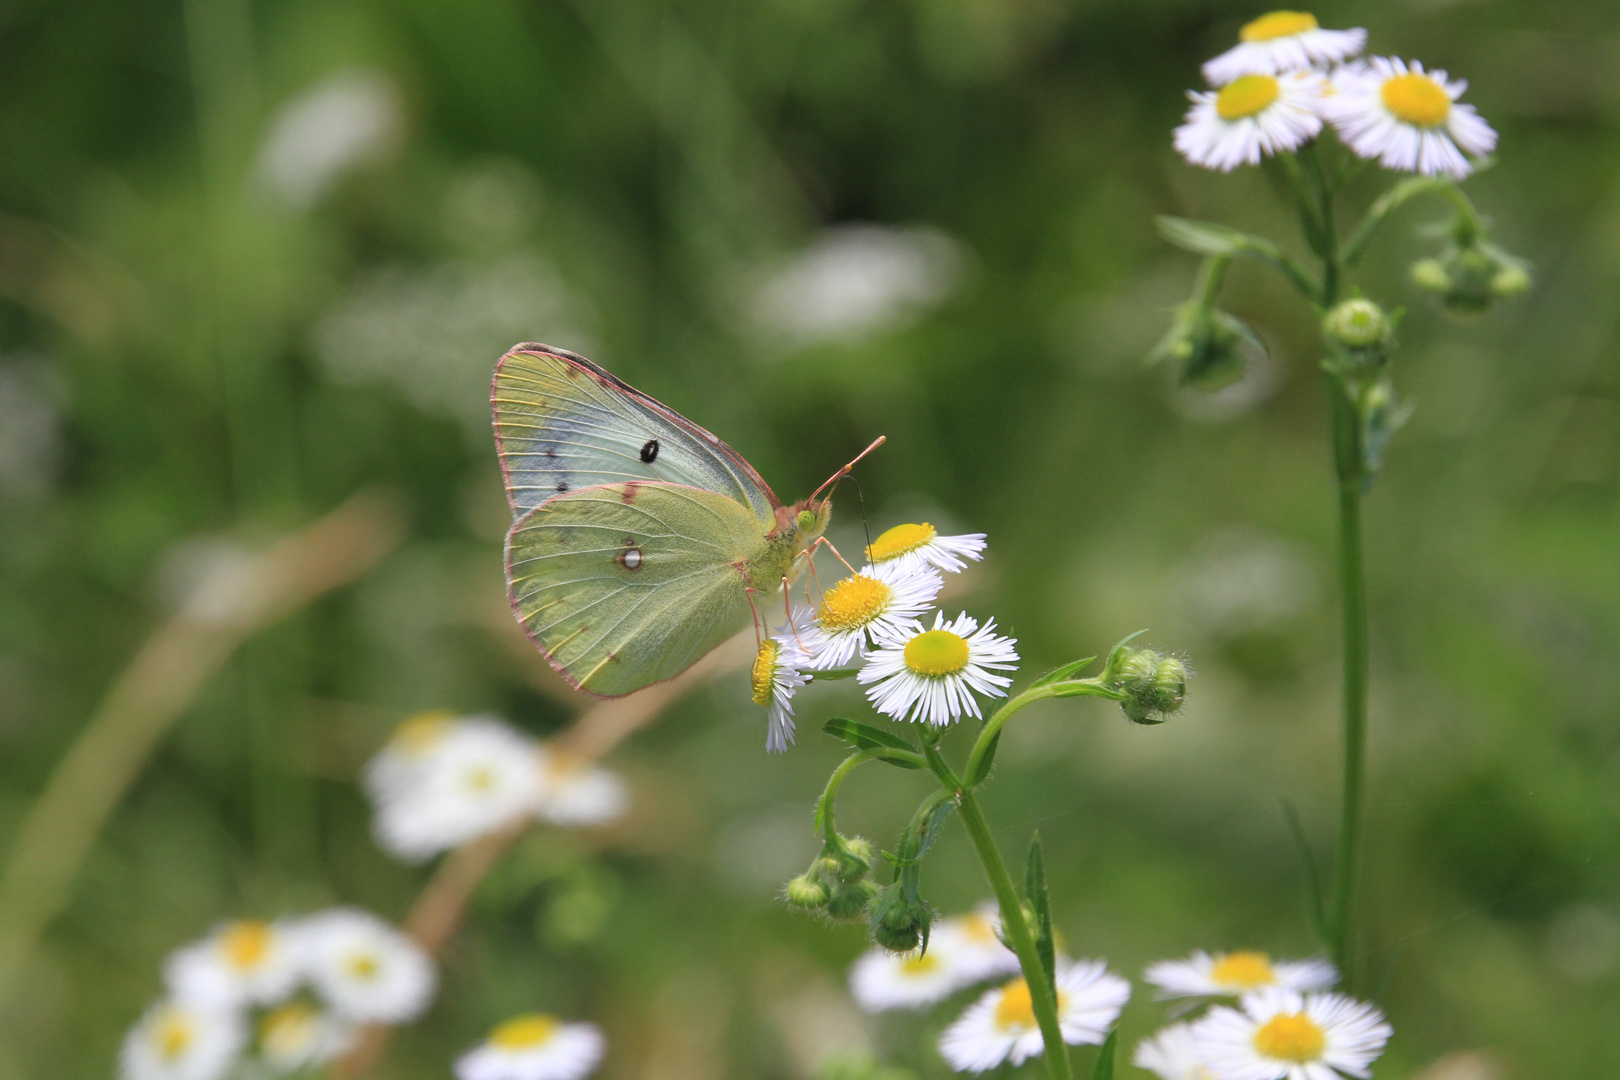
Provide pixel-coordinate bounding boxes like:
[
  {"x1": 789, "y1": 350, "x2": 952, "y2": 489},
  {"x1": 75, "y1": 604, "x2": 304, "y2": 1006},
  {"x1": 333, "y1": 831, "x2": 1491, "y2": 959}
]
[{"x1": 783, "y1": 498, "x2": 832, "y2": 546}]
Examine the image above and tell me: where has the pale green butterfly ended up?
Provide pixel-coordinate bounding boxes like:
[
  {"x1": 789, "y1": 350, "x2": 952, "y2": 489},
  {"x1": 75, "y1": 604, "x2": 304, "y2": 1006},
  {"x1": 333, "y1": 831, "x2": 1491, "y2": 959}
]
[{"x1": 493, "y1": 343, "x2": 882, "y2": 697}]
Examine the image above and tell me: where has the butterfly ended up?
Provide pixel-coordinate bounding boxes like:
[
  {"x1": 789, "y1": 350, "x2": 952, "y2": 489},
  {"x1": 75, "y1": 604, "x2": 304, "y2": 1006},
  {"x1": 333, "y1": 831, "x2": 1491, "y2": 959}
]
[{"x1": 493, "y1": 343, "x2": 882, "y2": 697}]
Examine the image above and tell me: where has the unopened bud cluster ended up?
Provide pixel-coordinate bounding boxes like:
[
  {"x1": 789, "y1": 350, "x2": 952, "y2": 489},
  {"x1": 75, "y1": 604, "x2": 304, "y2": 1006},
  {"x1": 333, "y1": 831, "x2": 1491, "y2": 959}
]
[
  {"x1": 1322, "y1": 298, "x2": 1396, "y2": 374},
  {"x1": 785, "y1": 835, "x2": 879, "y2": 922},
  {"x1": 1107, "y1": 647, "x2": 1188, "y2": 726},
  {"x1": 1410, "y1": 216, "x2": 1530, "y2": 316},
  {"x1": 1148, "y1": 300, "x2": 1266, "y2": 392}
]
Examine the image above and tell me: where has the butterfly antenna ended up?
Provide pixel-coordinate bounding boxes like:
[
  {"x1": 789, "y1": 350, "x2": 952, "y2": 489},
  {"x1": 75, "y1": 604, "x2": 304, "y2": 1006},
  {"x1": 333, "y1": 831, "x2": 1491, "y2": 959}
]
[
  {"x1": 810, "y1": 435, "x2": 886, "y2": 502},
  {"x1": 843, "y1": 474, "x2": 875, "y2": 567}
]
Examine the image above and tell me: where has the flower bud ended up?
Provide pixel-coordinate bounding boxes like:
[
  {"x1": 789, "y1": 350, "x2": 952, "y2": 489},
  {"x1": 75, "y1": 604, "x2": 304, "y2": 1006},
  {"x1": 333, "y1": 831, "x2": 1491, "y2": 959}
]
[
  {"x1": 1410, "y1": 258, "x2": 1450, "y2": 294},
  {"x1": 1492, "y1": 264, "x2": 1531, "y2": 298},
  {"x1": 867, "y1": 881, "x2": 932, "y2": 953},
  {"x1": 825, "y1": 880, "x2": 879, "y2": 922},
  {"x1": 839, "y1": 837, "x2": 876, "y2": 881},
  {"x1": 784, "y1": 874, "x2": 829, "y2": 910},
  {"x1": 1147, "y1": 302, "x2": 1265, "y2": 392},
  {"x1": 1109, "y1": 647, "x2": 1189, "y2": 725},
  {"x1": 1410, "y1": 241, "x2": 1530, "y2": 317},
  {"x1": 1323, "y1": 299, "x2": 1392, "y2": 351}
]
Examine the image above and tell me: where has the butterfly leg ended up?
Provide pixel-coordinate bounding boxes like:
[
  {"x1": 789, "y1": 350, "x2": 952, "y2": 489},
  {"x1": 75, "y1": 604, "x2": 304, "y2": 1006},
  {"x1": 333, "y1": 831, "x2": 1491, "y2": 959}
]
[
  {"x1": 805, "y1": 535, "x2": 860, "y2": 576},
  {"x1": 743, "y1": 586, "x2": 765, "y2": 649},
  {"x1": 779, "y1": 577, "x2": 811, "y2": 652}
]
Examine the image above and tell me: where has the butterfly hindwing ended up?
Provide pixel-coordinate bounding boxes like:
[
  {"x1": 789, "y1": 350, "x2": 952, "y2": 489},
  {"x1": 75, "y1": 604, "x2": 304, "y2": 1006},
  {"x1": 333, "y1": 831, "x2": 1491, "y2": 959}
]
[
  {"x1": 505, "y1": 481, "x2": 767, "y2": 697},
  {"x1": 493, "y1": 344, "x2": 780, "y2": 522}
]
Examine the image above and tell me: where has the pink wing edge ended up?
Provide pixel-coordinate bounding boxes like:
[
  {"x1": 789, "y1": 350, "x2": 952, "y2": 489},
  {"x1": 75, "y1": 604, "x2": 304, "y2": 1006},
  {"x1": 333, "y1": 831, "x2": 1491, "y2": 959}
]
[{"x1": 490, "y1": 342, "x2": 782, "y2": 519}]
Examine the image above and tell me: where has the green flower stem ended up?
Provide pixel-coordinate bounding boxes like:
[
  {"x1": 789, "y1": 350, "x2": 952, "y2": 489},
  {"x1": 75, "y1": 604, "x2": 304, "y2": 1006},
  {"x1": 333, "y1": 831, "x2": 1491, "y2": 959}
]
[
  {"x1": 814, "y1": 748, "x2": 884, "y2": 843},
  {"x1": 1340, "y1": 177, "x2": 1482, "y2": 268},
  {"x1": 1328, "y1": 464, "x2": 1369, "y2": 979},
  {"x1": 962, "y1": 681, "x2": 1122, "y2": 789}
]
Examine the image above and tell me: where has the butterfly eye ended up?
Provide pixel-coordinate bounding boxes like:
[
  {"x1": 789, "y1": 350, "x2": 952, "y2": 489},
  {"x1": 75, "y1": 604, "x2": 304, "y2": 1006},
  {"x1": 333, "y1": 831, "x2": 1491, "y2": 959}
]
[{"x1": 796, "y1": 509, "x2": 817, "y2": 532}]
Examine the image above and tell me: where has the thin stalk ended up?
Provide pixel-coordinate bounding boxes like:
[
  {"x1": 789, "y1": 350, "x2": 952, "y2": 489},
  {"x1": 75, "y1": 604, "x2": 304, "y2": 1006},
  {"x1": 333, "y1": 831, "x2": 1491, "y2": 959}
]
[{"x1": 1328, "y1": 459, "x2": 1369, "y2": 978}]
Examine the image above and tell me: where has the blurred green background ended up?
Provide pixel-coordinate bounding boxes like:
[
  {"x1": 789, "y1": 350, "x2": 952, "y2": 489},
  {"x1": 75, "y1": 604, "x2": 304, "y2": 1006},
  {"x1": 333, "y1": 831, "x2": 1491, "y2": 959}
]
[{"x1": 0, "y1": 0, "x2": 1616, "y2": 1076}]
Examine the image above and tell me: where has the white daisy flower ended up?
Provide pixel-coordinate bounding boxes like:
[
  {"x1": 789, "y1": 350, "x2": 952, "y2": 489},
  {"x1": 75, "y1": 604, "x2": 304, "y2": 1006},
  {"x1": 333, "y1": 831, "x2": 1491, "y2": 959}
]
[
  {"x1": 1135, "y1": 1022, "x2": 1214, "y2": 1080},
  {"x1": 798, "y1": 561, "x2": 943, "y2": 669},
  {"x1": 534, "y1": 750, "x2": 629, "y2": 827},
  {"x1": 300, "y1": 908, "x2": 436, "y2": 1024},
  {"x1": 256, "y1": 1002, "x2": 356, "y2": 1073},
  {"x1": 1175, "y1": 72, "x2": 1327, "y2": 172},
  {"x1": 1203, "y1": 12, "x2": 1366, "y2": 85},
  {"x1": 849, "y1": 935, "x2": 968, "y2": 1012},
  {"x1": 454, "y1": 1014, "x2": 606, "y2": 1080},
  {"x1": 362, "y1": 710, "x2": 459, "y2": 800},
  {"x1": 120, "y1": 999, "x2": 245, "y2": 1080},
  {"x1": 164, "y1": 919, "x2": 303, "y2": 1008},
  {"x1": 931, "y1": 905, "x2": 1020, "y2": 987},
  {"x1": 369, "y1": 716, "x2": 546, "y2": 862},
  {"x1": 1191, "y1": 988, "x2": 1392, "y2": 1080},
  {"x1": 857, "y1": 611, "x2": 1019, "y2": 727},
  {"x1": 749, "y1": 632, "x2": 812, "y2": 753},
  {"x1": 1323, "y1": 57, "x2": 1497, "y2": 179},
  {"x1": 1145, "y1": 950, "x2": 1337, "y2": 1000},
  {"x1": 864, "y1": 522, "x2": 987, "y2": 576},
  {"x1": 937, "y1": 961, "x2": 1131, "y2": 1074}
]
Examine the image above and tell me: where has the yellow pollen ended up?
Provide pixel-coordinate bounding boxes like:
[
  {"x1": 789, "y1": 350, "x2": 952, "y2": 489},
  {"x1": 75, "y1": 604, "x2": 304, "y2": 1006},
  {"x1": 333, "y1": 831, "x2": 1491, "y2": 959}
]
[
  {"x1": 818, "y1": 574, "x2": 892, "y2": 632},
  {"x1": 155, "y1": 1012, "x2": 194, "y2": 1061},
  {"x1": 866, "y1": 522, "x2": 936, "y2": 563},
  {"x1": 958, "y1": 913, "x2": 998, "y2": 944},
  {"x1": 1240, "y1": 10, "x2": 1318, "y2": 42},
  {"x1": 220, "y1": 921, "x2": 273, "y2": 971},
  {"x1": 752, "y1": 639, "x2": 779, "y2": 706},
  {"x1": 900, "y1": 952, "x2": 940, "y2": 976},
  {"x1": 1252, "y1": 1012, "x2": 1327, "y2": 1063},
  {"x1": 260, "y1": 1003, "x2": 316, "y2": 1052},
  {"x1": 991, "y1": 979, "x2": 1068, "y2": 1032},
  {"x1": 1216, "y1": 75, "x2": 1281, "y2": 120},
  {"x1": 1381, "y1": 72, "x2": 1451, "y2": 127},
  {"x1": 904, "y1": 630, "x2": 970, "y2": 677},
  {"x1": 490, "y1": 1014, "x2": 562, "y2": 1050},
  {"x1": 392, "y1": 710, "x2": 455, "y2": 754},
  {"x1": 1210, "y1": 950, "x2": 1277, "y2": 990},
  {"x1": 346, "y1": 952, "x2": 380, "y2": 981}
]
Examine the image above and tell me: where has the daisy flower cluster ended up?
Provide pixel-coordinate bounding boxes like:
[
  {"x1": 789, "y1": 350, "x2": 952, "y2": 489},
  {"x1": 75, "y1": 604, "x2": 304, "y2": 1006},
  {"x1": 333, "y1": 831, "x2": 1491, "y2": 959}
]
[
  {"x1": 750, "y1": 522, "x2": 1014, "y2": 751},
  {"x1": 1133, "y1": 949, "x2": 1393, "y2": 1080},
  {"x1": 1175, "y1": 11, "x2": 1496, "y2": 179},
  {"x1": 364, "y1": 711, "x2": 628, "y2": 861},
  {"x1": 121, "y1": 908, "x2": 434, "y2": 1080}
]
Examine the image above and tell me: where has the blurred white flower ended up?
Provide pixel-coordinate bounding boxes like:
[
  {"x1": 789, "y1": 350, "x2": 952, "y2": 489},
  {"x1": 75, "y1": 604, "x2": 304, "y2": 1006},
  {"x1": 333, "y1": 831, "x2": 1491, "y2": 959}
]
[
  {"x1": 1174, "y1": 530, "x2": 1319, "y2": 637},
  {"x1": 751, "y1": 634, "x2": 812, "y2": 754},
  {"x1": 534, "y1": 752, "x2": 628, "y2": 827},
  {"x1": 1174, "y1": 72, "x2": 1326, "y2": 172},
  {"x1": 164, "y1": 919, "x2": 303, "y2": 1008},
  {"x1": 1202, "y1": 13, "x2": 1365, "y2": 85},
  {"x1": 1145, "y1": 950, "x2": 1336, "y2": 1000},
  {"x1": 455, "y1": 1014, "x2": 606, "y2": 1080},
  {"x1": 858, "y1": 611, "x2": 1018, "y2": 727},
  {"x1": 257, "y1": 70, "x2": 403, "y2": 207},
  {"x1": 932, "y1": 905, "x2": 1021, "y2": 986},
  {"x1": 752, "y1": 224, "x2": 964, "y2": 349},
  {"x1": 864, "y1": 523, "x2": 987, "y2": 576},
  {"x1": 1324, "y1": 57, "x2": 1497, "y2": 179},
  {"x1": 938, "y1": 961, "x2": 1130, "y2": 1073},
  {"x1": 1135, "y1": 1022, "x2": 1213, "y2": 1080},
  {"x1": 1192, "y1": 988, "x2": 1391, "y2": 1080},
  {"x1": 300, "y1": 908, "x2": 435, "y2": 1024},
  {"x1": 849, "y1": 938, "x2": 968, "y2": 1012},
  {"x1": 120, "y1": 999, "x2": 245, "y2": 1080},
  {"x1": 256, "y1": 1002, "x2": 356, "y2": 1073},
  {"x1": 367, "y1": 715, "x2": 546, "y2": 861}
]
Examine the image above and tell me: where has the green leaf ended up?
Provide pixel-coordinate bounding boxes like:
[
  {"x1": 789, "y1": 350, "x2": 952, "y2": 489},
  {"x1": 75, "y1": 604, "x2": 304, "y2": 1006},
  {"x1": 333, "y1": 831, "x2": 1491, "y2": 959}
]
[
  {"x1": 916, "y1": 797, "x2": 955, "y2": 861},
  {"x1": 964, "y1": 730, "x2": 1000, "y2": 787},
  {"x1": 1030, "y1": 656, "x2": 1096, "y2": 689},
  {"x1": 809, "y1": 668, "x2": 860, "y2": 682},
  {"x1": 822, "y1": 718, "x2": 917, "y2": 754},
  {"x1": 1090, "y1": 1030, "x2": 1117, "y2": 1080},
  {"x1": 1025, "y1": 833, "x2": 1056, "y2": 989},
  {"x1": 1157, "y1": 216, "x2": 1251, "y2": 256},
  {"x1": 1281, "y1": 801, "x2": 1328, "y2": 947}
]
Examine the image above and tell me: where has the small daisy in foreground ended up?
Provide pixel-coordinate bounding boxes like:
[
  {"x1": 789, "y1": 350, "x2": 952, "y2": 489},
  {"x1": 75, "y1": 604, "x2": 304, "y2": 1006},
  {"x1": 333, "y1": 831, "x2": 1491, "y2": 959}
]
[
  {"x1": 257, "y1": 1002, "x2": 356, "y2": 1072},
  {"x1": 301, "y1": 908, "x2": 436, "y2": 1024},
  {"x1": 1192, "y1": 988, "x2": 1391, "y2": 1080},
  {"x1": 858, "y1": 611, "x2": 1018, "y2": 727},
  {"x1": 938, "y1": 961, "x2": 1130, "y2": 1074},
  {"x1": 120, "y1": 999, "x2": 244, "y2": 1080},
  {"x1": 799, "y1": 561, "x2": 942, "y2": 670},
  {"x1": 849, "y1": 937, "x2": 966, "y2": 1012},
  {"x1": 931, "y1": 905, "x2": 1020, "y2": 986},
  {"x1": 1203, "y1": 11, "x2": 1366, "y2": 85},
  {"x1": 455, "y1": 1014, "x2": 606, "y2": 1080},
  {"x1": 1175, "y1": 71, "x2": 1326, "y2": 172},
  {"x1": 534, "y1": 753, "x2": 629, "y2": 826},
  {"x1": 164, "y1": 918, "x2": 303, "y2": 1007},
  {"x1": 1146, "y1": 950, "x2": 1336, "y2": 1000},
  {"x1": 1135, "y1": 1022, "x2": 1213, "y2": 1080},
  {"x1": 865, "y1": 522, "x2": 987, "y2": 576},
  {"x1": 749, "y1": 633, "x2": 812, "y2": 753},
  {"x1": 1324, "y1": 57, "x2": 1497, "y2": 179}
]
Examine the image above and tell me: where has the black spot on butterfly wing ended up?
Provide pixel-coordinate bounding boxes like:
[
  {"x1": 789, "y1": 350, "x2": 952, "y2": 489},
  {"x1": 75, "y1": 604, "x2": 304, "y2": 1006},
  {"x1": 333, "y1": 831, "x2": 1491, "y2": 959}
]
[
  {"x1": 555, "y1": 481, "x2": 569, "y2": 493},
  {"x1": 640, "y1": 438, "x2": 660, "y2": 464}
]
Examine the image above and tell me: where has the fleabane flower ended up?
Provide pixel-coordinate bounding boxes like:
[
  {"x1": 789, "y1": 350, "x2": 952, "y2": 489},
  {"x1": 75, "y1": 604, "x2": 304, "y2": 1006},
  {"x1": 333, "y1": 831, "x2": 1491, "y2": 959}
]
[
  {"x1": 534, "y1": 750, "x2": 629, "y2": 826},
  {"x1": 1175, "y1": 72, "x2": 1326, "y2": 172},
  {"x1": 362, "y1": 710, "x2": 458, "y2": 799},
  {"x1": 1203, "y1": 12, "x2": 1366, "y2": 85},
  {"x1": 120, "y1": 999, "x2": 245, "y2": 1080},
  {"x1": 368, "y1": 716, "x2": 546, "y2": 862},
  {"x1": 938, "y1": 961, "x2": 1130, "y2": 1074},
  {"x1": 931, "y1": 905, "x2": 1021, "y2": 986},
  {"x1": 256, "y1": 1002, "x2": 356, "y2": 1072},
  {"x1": 749, "y1": 633, "x2": 812, "y2": 753},
  {"x1": 1192, "y1": 988, "x2": 1391, "y2": 1080},
  {"x1": 1135, "y1": 1022, "x2": 1213, "y2": 1080},
  {"x1": 858, "y1": 611, "x2": 1018, "y2": 727},
  {"x1": 1323, "y1": 57, "x2": 1496, "y2": 179},
  {"x1": 300, "y1": 908, "x2": 435, "y2": 1024},
  {"x1": 164, "y1": 919, "x2": 303, "y2": 1008},
  {"x1": 799, "y1": 561, "x2": 942, "y2": 669},
  {"x1": 865, "y1": 522, "x2": 987, "y2": 576},
  {"x1": 849, "y1": 936, "x2": 968, "y2": 1012},
  {"x1": 1145, "y1": 950, "x2": 1336, "y2": 1000},
  {"x1": 455, "y1": 1014, "x2": 606, "y2": 1080}
]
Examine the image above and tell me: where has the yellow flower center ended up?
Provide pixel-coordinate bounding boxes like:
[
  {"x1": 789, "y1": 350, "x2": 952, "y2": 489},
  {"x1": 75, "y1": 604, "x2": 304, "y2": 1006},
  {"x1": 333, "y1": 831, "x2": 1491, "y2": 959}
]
[
  {"x1": 393, "y1": 710, "x2": 455, "y2": 753},
  {"x1": 1253, "y1": 1012, "x2": 1327, "y2": 1063},
  {"x1": 866, "y1": 522, "x2": 936, "y2": 563},
  {"x1": 904, "y1": 630, "x2": 970, "y2": 677},
  {"x1": 817, "y1": 575, "x2": 892, "y2": 632},
  {"x1": 260, "y1": 1003, "x2": 317, "y2": 1053},
  {"x1": 958, "y1": 912, "x2": 998, "y2": 944},
  {"x1": 900, "y1": 952, "x2": 940, "y2": 976},
  {"x1": 345, "y1": 952, "x2": 380, "y2": 981},
  {"x1": 220, "y1": 920, "x2": 273, "y2": 971},
  {"x1": 1210, "y1": 950, "x2": 1277, "y2": 990},
  {"x1": 155, "y1": 1012, "x2": 194, "y2": 1062},
  {"x1": 991, "y1": 979, "x2": 1068, "y2": 1032},
  {"x1": 462, "y1": 764, "x2": 497, "y2": 792},
  {"x1": 1240, "y1": 10, "x2": 1318, "y2": 42},
  {"x1": 490, "y1": 1014, "x2": 562, "y2": 1050},
  {"x1": 1381, "y1": 71, "x2": 1451, "y2": 127},
  {"x1": 751, "y1": 639, "x2": 779, "y2": 706},
  {"x1": 1216, "y1": 75, "x2": 1281, "y2": 120}
]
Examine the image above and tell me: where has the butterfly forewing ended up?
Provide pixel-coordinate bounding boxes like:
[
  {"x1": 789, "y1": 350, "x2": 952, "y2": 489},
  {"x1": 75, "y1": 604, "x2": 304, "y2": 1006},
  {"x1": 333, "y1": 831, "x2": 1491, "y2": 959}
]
[
  {"x1": 505, "y1": 481, "x2": 766, "y2": 697},
  {"x1": 494, "y1": 344, "x2": 779, "y2": 522}
]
